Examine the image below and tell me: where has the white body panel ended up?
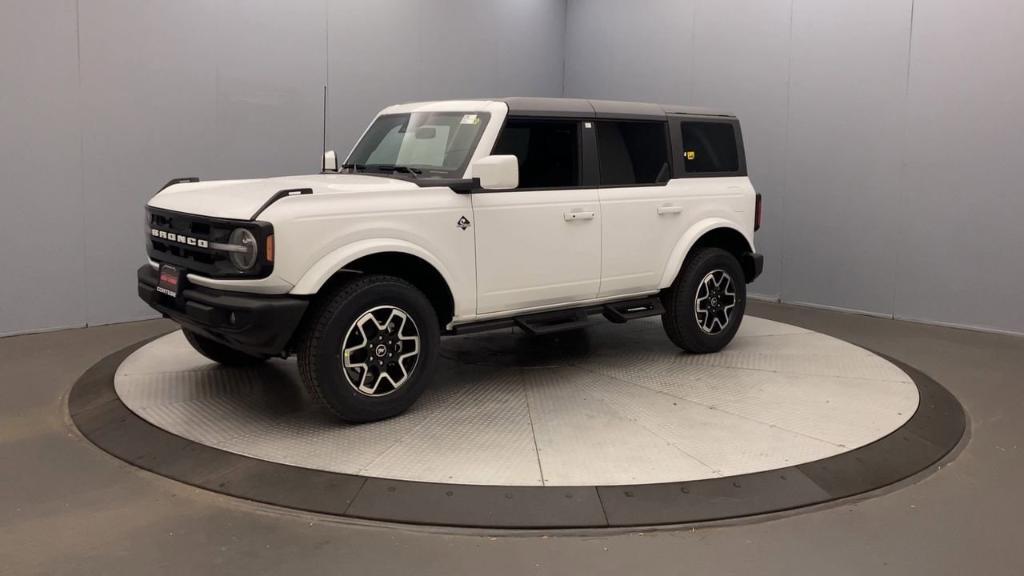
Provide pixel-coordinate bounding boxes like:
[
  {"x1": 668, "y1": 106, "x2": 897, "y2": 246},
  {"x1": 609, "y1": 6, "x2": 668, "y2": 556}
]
[
  {"x1": 599, "y1": 176, "x2": 754, "y2": 297},
  {"x1": 472, "y1": 188, "x2": 601, "y2": 314},
  {"x1": 145, "y1": 99, "x2": 757, "y2": 328}
]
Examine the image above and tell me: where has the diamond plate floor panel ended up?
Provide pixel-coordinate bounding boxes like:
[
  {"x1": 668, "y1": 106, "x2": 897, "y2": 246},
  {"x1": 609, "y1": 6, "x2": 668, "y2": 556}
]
[{"x1": 114, "y1": 317, "x2": 919, "y2": 486}]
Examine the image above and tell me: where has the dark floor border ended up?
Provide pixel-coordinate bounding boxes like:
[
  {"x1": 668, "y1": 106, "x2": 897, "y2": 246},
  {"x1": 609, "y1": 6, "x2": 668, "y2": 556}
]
[{"x1": 69, "y1": 333, "x2": 966, "y2": 530}]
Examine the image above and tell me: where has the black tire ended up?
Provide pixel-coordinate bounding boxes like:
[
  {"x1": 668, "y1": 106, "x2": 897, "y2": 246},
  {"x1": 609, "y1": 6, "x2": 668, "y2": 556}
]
[
  {"x1": 182, "y1": 328, "x2": 269, "y2": 366},
  {"x1": 661, "y1": 247, "x2": 746, "y2": 353},
  {"x1": 297, "y1": 274, "x2": 440, "y2": 423}
]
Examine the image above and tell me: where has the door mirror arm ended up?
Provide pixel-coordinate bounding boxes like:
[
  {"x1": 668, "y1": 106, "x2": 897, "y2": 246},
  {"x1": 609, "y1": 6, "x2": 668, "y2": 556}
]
[{"x1": 449, "y1": 178, "x2": 481, "y2": 194}]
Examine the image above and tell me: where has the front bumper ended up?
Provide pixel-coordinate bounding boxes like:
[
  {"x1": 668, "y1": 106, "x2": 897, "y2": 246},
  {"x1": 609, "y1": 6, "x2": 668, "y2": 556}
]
[
  {"x1": 138, "y1": 265, "x2": 308, "y2": 357},
  {"x1": 741, "y1": 252, "x2": 764, "y2": 283}
]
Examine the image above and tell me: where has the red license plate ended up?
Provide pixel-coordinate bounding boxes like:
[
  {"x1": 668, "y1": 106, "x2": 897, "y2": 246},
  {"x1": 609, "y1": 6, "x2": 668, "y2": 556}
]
[{"x1": 156, "y1": 265, "x2": 181, "y2": 298}]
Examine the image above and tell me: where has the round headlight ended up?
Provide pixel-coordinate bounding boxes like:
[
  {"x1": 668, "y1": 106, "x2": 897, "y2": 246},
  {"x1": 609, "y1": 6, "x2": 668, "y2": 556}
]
[{"x1": 228, "y1": 228, "x2": 259, "y2": 270}]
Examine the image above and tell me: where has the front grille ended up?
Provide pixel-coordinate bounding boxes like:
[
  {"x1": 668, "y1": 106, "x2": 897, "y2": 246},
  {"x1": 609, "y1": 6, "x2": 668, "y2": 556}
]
[{"x1": 146, "y1": 207, "x2": 273, "y2": 278}]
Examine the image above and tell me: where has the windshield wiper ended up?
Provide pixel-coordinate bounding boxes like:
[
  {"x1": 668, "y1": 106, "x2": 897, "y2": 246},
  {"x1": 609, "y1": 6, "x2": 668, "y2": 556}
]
[
  {"x1": 341, "y1": 163, "x2": 366, "y2": 172},
  {"x1": 365, "y1": 164, "x2": 422, "y2": 178}
]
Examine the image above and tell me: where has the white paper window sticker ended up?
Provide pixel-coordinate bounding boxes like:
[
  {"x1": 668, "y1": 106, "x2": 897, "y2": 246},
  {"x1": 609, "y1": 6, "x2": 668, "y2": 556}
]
[{"x1": 460, "y1": 114, "x2": 480, "y2": 125}]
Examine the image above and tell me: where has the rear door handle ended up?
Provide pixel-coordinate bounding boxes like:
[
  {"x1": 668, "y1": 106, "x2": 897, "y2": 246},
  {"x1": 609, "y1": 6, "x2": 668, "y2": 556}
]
[
  {"x1": 564, "y1": 210, "x2": 595, "y2": 222},
  {"x1": 657, "y1": 204, "x2": 683, "y2": 215}
]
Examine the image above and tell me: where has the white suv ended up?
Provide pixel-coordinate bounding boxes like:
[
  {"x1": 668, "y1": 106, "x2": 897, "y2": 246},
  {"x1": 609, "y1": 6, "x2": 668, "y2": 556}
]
[{"x1": 139, "y1": 97, "x2": 763, "y2": 422}]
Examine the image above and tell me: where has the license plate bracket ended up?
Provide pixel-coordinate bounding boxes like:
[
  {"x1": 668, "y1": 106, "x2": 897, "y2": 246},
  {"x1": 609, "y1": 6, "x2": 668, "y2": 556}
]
[{"x1": 156, "y1": 264, "x2": 182, "y2": 298}]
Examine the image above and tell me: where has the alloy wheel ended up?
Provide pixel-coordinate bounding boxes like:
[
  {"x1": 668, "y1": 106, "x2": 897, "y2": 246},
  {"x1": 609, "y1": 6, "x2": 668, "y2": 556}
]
[
  {"x1": 341, "y1": 305, "x2": 421, "y2": 396},
  {"x1": 694, "y1": 269, "x2": 737, "y2": 335}
]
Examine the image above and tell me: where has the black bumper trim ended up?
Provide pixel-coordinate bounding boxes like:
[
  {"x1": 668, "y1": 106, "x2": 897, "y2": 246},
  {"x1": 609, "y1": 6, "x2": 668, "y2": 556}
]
[
  {"x1": 138, "y1": 265, "x2": 307, "y2": 356},
  {"x1": 742, "y1": 252, "x2": 764, "y2": 283}
]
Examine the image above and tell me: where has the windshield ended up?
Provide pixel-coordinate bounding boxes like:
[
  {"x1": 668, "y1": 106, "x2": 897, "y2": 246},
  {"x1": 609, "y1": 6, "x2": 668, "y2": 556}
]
[{"x1": 345, "y1": 111, "x2": 490, "y2": 179}]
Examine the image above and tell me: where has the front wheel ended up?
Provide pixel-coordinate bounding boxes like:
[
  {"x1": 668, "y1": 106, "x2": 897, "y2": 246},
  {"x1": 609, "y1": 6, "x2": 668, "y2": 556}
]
[
  {"x1": 661, "y1": 248, "x2": 746, "y2": 353},
  {"x1": 297, "y1": 274, "x2": 440, "y2": 423}
]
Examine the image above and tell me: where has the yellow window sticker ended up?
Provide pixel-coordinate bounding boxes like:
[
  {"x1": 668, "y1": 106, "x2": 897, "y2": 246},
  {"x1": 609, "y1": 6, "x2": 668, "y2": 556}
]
[{"x1": 685, "y1": 150, "x2": 696, "y2": 160}]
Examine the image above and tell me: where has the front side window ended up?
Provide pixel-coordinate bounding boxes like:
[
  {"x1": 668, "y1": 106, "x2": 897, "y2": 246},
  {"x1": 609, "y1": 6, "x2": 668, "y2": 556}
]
[
  {"x1": 492, "y1": 118, "x2": 580, "y2": 189},
  {"x1": 596, "y1": 121, "x2": 671, "y2": 186},
  {"x1": 346, "y1": 112, "x2": 489, "y2": 178},
  {"x1": 680, "y1": 121, "x2": 739, "y2": 174}
]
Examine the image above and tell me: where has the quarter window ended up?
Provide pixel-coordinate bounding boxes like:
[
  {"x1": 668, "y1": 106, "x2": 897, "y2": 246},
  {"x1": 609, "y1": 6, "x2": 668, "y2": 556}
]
[
  {"x1": 680, "y1": 121, "x2": 739, "y2": 174},
  {"x1": 492, "y1": 119, "x2": 580, "y2": 189},
  {"x1": 596, "y1": 121, "x2": 671, "y2": 186}
]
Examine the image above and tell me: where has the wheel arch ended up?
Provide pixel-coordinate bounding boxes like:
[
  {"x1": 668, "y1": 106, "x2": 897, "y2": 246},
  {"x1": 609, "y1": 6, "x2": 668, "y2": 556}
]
[
  {"x1": 292, "y1": 240, "x2": 460, "y2": 327},
  {"x1": 660, "y1": 220, "x2": 755, "y2": 288}
]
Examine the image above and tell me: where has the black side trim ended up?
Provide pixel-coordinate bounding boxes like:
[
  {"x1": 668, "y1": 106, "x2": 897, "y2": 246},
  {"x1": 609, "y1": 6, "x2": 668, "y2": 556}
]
[
  {"x1": 159, "y1": 176, "x2": 199, "y2": 191},
  {"x1": 250, "y1": 188, "x2": 313, "y2": 220},
  {"x1": 443, "y1": 178, "x2": 480, "y2": 194}
]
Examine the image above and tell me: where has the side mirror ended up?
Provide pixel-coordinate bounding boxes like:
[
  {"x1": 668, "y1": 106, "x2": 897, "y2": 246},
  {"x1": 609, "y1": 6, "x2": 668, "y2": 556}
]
[
  {"x1": 322, "y1": 150, "x2": 338, "y2": 173},
  {"x1": 470, "y1": 155, "x2": 518, "y2": 190}
]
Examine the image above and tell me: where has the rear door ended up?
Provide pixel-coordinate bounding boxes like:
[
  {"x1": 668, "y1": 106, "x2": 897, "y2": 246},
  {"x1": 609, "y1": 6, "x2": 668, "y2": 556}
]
[
  {"x1": 594, "y1": 119, "x2": 683, "y2": 297},
  {"x1": 471, "y1": 117, "x2": 602, "y2": 314}
]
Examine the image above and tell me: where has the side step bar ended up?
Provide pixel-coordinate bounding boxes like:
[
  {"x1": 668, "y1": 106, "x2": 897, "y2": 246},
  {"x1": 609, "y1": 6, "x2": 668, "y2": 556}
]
[
  {"x1": 450, "y1": 295, "x2": 665, "y2": 336},
  {"x1": 515, "y1": 308, "x2": 591, "y2": 336},
  {"x1": 602, "y1": 297, "x2": 665, "y2": 324}
]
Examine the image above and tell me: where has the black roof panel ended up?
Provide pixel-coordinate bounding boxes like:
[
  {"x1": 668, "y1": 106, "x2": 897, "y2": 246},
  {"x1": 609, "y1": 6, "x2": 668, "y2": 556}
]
[{"x1": 500, "y1": 97, "x2": 734, "y2": 120}]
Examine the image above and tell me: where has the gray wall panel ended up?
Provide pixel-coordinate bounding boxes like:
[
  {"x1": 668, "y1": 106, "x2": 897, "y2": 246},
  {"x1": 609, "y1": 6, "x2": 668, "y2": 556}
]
[
  {"x1": 327, "y1": 0, "x2": 565, "y2": 156},
  {"x1": 565, "y1": 0, "x2": 694, "y2": 104},
  {"x1": 780, "y1": 0, "x2": 911, "y2": 313},
  {"x1": 326, "y1": 0, "x2": 419, "y2": 156},
  {"x1": 0, "y1": 0, "x2": 86, "y2": 336},
  {"x1": 689, "y1": 0, "x2": 792, "y2": 299},
  {"x1": 210, "y1": 1, "x2": 328, "y2": 179},
  {"x1": 893, "y1": 0, "x2": 1024, "y2": 333},
  {"x1": 78, "y1": 0, "x2": 328, "y2": 326}
]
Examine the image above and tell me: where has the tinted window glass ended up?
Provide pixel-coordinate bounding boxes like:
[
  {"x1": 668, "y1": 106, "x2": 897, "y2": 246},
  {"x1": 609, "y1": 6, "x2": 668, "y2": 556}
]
[
  {"x1": 680, "y1": 121, "x2": 739, "y2": 173},
  {"x1": 492, "y1": 119, "x2": 579, "y2": 188},
  {"x1": 596, "y1": 121, "x2": 670, "y2": 185}
]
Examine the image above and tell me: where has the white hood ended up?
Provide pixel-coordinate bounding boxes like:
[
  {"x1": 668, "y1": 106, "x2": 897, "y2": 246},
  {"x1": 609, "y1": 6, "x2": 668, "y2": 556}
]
[{"x1": 147, "y1": 174, "x2": 416, "y2": 220}]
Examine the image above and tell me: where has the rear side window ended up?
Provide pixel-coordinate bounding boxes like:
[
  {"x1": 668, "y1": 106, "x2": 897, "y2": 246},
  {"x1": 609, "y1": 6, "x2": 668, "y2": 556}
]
[
  {"x1": 680, "y1": 121, "x2": 739, "y2": 174},
  {"x1": 596, "y1": 121, "x2": 670, "y2": 186},
  {"x1": 492, "y1": 119, "x2": 579, "y2": 189}
]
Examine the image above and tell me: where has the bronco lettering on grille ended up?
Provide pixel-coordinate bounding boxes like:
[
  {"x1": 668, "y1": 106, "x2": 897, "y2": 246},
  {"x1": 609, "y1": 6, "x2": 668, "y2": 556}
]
[{"x1": 151, "y1": 228, "x2": 208, "y2": 248}]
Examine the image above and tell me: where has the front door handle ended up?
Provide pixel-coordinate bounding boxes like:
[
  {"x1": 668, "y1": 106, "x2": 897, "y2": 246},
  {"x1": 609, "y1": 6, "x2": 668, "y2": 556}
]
[
  {"x1": 657, "y1": 204, "x2": 683, "y2": 215},
  {"x1": 564, "y1": 210, "x2": 595, "y2": 222}
]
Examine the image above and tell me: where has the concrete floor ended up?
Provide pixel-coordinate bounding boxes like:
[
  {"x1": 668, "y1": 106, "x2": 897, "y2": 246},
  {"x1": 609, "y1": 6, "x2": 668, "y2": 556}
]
[{"x1": 1, "y1": 301, "x2": 1021, "y2": 575}]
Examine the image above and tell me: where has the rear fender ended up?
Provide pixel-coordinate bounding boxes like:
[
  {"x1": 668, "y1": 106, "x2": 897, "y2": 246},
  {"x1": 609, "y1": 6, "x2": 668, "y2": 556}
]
[{"x1": 659, "y1": 219, "x2": 753, "y2": 288}]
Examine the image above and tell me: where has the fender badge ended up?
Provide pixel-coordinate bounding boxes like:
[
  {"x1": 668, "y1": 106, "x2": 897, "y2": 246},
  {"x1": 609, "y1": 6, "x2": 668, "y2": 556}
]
[{"x1": 457, "y1": 216, "x2": 471, "y2": 230}]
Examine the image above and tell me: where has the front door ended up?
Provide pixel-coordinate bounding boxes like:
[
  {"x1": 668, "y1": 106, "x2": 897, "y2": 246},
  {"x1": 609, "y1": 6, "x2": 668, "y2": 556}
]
[{"x1": 472, "y1": 117, "x2": 601, "y2": 315}]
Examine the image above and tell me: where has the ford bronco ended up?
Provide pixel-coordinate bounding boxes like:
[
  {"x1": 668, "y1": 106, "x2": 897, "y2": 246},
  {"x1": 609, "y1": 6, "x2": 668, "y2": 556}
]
[{"x1": 139, "y1": 97, "x2": 763, "y2": 422}]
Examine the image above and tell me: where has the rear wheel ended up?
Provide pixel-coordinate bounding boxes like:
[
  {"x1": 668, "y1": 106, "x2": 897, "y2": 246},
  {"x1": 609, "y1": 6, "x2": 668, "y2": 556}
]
[
  {"x1": 297, "y1": 274, "x2": 440, "y2": 423},
  {"x1": 182, "y1": 328, "x2": 268, "y2": 366},
  {"x1": 661, "y1": 247, "x2": 746, "y2": 353}
]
